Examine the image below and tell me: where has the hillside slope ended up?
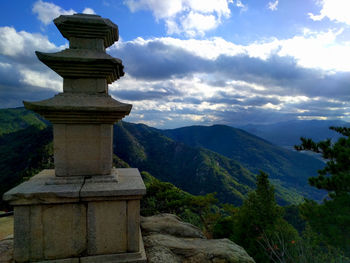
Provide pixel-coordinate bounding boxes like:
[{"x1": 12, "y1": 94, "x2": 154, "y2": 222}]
[
  {"x1": 0, "y1": 107, "x2": 47, "y2": 135},
  {"x1": 162, "y1": 125, "x2": 325, "y2": 201},
  {"x1": 0, "y1": 108, "x2": 324, "y2": 206},
  {"x1": 0, "y1": 126, "x2": 53, "y2": 208},
  {"x1": 114, "y1": 122, "x2": 256, "y2": 205},
  {"x1": 0, "y1": 117, "x2": 257, "y2": 206}
]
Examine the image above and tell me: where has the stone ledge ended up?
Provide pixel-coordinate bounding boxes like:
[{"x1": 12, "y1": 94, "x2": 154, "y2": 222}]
[
  {"x1": 3, "y1": 168, "x2": 146, "y2": 205},
  {"x1": 80, "y1": 232, "x2": 146, "y2": 263},
  {"x1": 3, "y1": 170, "x2": 81, "y2": 205},
  {"x1": 0, "y1": 232, "x2": 146, "y2": 263},
  {"x1": 81, "y1": 168, "x2": 146, "y2": 201}
]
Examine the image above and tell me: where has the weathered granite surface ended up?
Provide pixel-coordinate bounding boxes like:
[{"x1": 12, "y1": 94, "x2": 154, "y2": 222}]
[
  {"x1": 3, "y1": 168, "x2": 146, "y2": 263},
  {"x1": 141, "y1": 214, "x2": 205, "y2": 239},
  {"x1": 141, "y1": 214, "x2": 255, "y2": 263},
  {"x1": 3, "y1": 168, "x2": 146, "y2": 205},
  {"x1": 0, "y1": 214, "x2": 255, "y2": 263},
  {"x1": 54, "y1": 14, "x2": 119, "y2": 48},
  {"x1": 0, "y1": 235, "x2": 12, "y2": 263}
]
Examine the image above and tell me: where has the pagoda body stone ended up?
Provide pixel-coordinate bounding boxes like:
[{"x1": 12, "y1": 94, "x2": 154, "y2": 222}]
[{"x1": 3, "y1": 14, "x2": 146, "y2": 263}]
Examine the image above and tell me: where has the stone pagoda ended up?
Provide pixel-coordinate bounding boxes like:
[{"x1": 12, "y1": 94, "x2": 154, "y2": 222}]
[{"x1": 3, "y1": 14, "x2": 146, "y2": 263}]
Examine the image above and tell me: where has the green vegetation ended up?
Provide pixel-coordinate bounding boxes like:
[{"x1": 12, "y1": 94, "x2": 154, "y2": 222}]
[
  {"x1": 114, "y1": 121, "x2": 257, "y2": 205},
  {"x1": 141, "y1": 171, "x2": 219, "y2": 234},
  {"x1": 1, "y1": 108, "x2": 348, "y2": 262},
  {"x1": 296, "y1": 126, "x2": 350, "y2": 257},
  {"x1": 212, "y1": 172, "x2": 298, "y2": 263},
  {"x1": 0, "y1": 126, "x2": 53, "y2": 209},
  {"x1": 162, "y1": 124, "x2": 325, "y2": 203},
  {"x1": 0, "y1": 107, "x2": 46, "y2": 135},
  {"x1": 0, "y1": 108, "x2": 325, "y2": 207}
]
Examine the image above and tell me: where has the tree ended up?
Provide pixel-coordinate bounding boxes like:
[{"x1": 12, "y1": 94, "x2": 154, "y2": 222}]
[
  {"x1": 295, "y1": 126, "x2": 350, "y2": 255},
  {"x1": 295, "y1": 126, "x2": 350, "y2": 195},
  {"x1": 232, "y1": 171, "x2": 298, "y2": 263}
]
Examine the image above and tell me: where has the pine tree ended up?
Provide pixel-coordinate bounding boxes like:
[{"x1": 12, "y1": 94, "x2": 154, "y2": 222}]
[
  {"x1": 296, "y1": 126, "x2": 350, "y2": 255},
  {"x1": 233, "y1": 171, "x2": 297, "y2": 263},
  {"x1": 295, "y1": 126, "x2": 350, "y2": 195}
]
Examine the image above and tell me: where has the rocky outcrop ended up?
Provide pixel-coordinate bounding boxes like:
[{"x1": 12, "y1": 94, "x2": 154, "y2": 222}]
[
  {"x1": 141, "y1": 214, "x2": 255, "y2": 263},
  {"x1": 0, "y1": 235, "x2": 13, "y2": 263},
  {"x1": 141, "y1": 213, "x2": 205, "y2": 239},
  {"x1": 0, "y1": 214, "x2": 255, "y2": 263}
]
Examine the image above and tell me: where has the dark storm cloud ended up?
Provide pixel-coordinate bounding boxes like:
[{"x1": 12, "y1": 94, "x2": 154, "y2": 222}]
[
  {"x1": 0, "y1": 55, "x2": 59, "y2": 108},
  {"x1": 214, "y1": 108, "x2": 298, "y2": 126},
  {"x1": 111, "y1": 87, "x2": 182, "y2": 101},
  {"x1": 111, "y1": 40, "x2": 210, "y2": 80},
  {"x1": 0, "y1": 83, "x2": 57, "y2": 108},
  {"x1": 112, "y1": 39, "x2": 350, "y2": 102},
  {"x1": 207, "y1": 93, "x2": 281, "y2": 106},
  {"x1": 171, "y1": 97, "x2": 203, "y2": 105},
  {"x1": 1, "y1": 30, "x2": 349, "y2": 126},
  {"x1": 297, "y1": 99, "x2": 346, "y2": 109}
]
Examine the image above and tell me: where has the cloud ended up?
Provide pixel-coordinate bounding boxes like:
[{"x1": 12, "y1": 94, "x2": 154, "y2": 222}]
[
  {"x1": 108, "y1": 32, "x2": 350, "y2": 127},
  {"x1": 0, "y1": 26, "x2": 62, "y2": 108},
  {"x1": 32, "y1": 0, "x2": 96, "y2": 25},
  {"x1": 1, "y1": 22, "x2": 350, "y2": 127},
  {"x1": 124, "y1": 0, "x2": 240, "y2": 37},
  {"x1": 0, "y1": 27, "x2": 59, "y2": 58},
  {"x1": 19, "y1": 68, "x2": 61, "y2": 91},
  {"x1": 32, "y1": 0, "x2": 75, "y2": 25},
  {"x1": 267, "y1": 0, "x2": 279, "y2": 11},
  {"x1": 181, "y1": 12, "x2": 219, "y2": 37},
  {"x1": 112, "y1": 28, "x2": 350, "y2": 78},
  {"x1": 82, "y1": 8, "x2": 96, "y2": 14},
  {"x1": 309, "y1": 0, "x2": 350, "y2": 25}
]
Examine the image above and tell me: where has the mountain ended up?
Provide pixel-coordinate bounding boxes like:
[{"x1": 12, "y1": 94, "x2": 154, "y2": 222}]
[
  {"x1": 0, "y1": 108, "x2": 325, "y2": 207},
  {"x1": 0, "y1": 120, "x2": 256, "y2": 207},
  {"x1": 161, "y1": 125, "x2": 325, "y2": 201},
  {"x1": 114, "y1": 122, "x2": 256, "y2": 205},
  {"x1": 0, "y1": 107, "x2": 47, "y2": 136},
  {"x1": 0, "y1": 125, "x2": 53, "y2": 209},
  {"x1": 239, "y1": 120, "x2": 350, "y2": 147}
]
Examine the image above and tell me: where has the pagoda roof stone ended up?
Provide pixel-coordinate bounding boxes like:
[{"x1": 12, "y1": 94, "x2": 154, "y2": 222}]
[
  {"x1": 36, "y1": 49, "x2": 124, "y2": 83},
  {"x1": 23, "y1": 93, "x2": 132, "y2": 124},
  {"x1": 54, "y1": 13, "x2": 119, "y2": 48}
]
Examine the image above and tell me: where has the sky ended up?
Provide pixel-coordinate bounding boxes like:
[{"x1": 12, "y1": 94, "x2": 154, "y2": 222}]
[{"x1": 1, "y1": 0, "x2": 350, "y2": 128}]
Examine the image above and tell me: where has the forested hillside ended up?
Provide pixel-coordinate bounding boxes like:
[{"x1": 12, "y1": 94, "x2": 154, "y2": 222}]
[
  {"x1": 0, "y1": 108, "x2": 348, "y2": 262},
  {"x1": 162, "y1": 124, "x2": 325, "y2": 201},
  {"x1": 0, "y1": 108, "x2": 325, "y2": 206}
]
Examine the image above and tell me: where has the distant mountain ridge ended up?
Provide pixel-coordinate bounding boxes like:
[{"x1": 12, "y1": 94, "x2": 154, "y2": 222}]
[
  {"x1": 0, "y1": 108, "x2": 325, "y2": 207},
  {"x1": 0, "y1": 108, "x2": 47, "y2": 135},
  {"x1": 239, "y1": 120, "x2": 350, "y2": 147},
  {"x1": 114, "y1": 122, "x2": 257, "y2": 205}
]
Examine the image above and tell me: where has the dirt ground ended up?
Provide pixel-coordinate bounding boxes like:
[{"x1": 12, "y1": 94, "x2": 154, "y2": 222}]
[{"x1": 0, "y1": 216, "x2": 13, "y2": 240}]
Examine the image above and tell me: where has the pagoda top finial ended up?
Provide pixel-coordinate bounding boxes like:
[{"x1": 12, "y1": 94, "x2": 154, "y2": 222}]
[{"x1": 54, "y1": 13, "x2": 119, "y2": 48}]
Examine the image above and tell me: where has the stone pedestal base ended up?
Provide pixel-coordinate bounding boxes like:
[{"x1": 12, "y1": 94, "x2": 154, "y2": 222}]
[
  {"x1": 28, "y1": 234, "x2": 146, "y2": 263},
  {"x1": 3, "y1": 168, "x2": 146, "y2": 263}
]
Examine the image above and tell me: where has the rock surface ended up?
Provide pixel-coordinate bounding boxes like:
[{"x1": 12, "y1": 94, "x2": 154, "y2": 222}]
[
  {"x1": 0, "y1": 214, "x2": 255, "y2": 263},
  {"x1": 141, "y1": 214, "x2": 255, "y2": 263},
  {"x1": 0, "y1": 235, "x2": 13, "y2": 263},
  {"x1": 141, "y1": 213, "x2": 205, "y2": 239}
]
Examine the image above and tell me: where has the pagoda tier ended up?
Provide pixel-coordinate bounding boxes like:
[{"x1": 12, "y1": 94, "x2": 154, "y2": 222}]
[
  {"x1": 36, "y1": 49, "x2": 124, "y2": 84},
  {"x1": 23, "y1": 93, "x2": 131, "y2": 124},
  {"x1": 54, "y1": 14, "x2": 119, "y2": 48}
]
